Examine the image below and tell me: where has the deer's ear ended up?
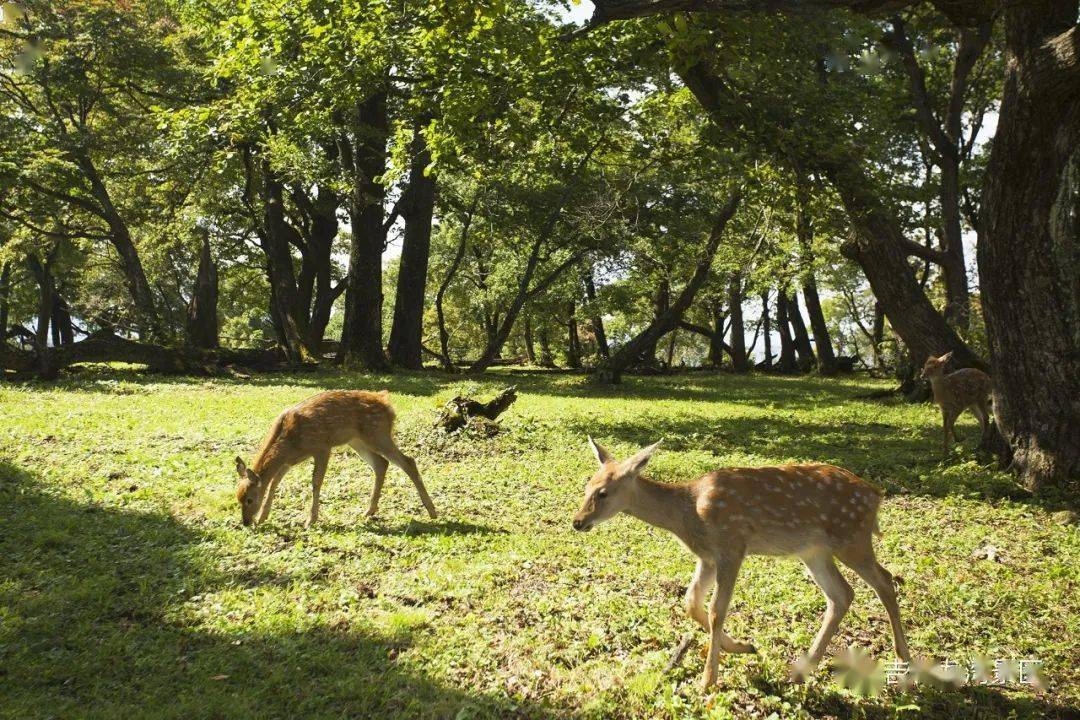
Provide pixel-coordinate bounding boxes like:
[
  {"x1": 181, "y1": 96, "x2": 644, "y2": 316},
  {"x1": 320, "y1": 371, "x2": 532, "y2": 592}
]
[
  {"x1": 588, "y1": 436, "x2": 612, "y2": 466},
  {"x1": 235, "y1": 457, "x2": 247, "y2": 478},
  {"x1": 623, "y1": 440, "x2": 662, "y2": 475},
  {"x1": 940, "y1": 351, "x2": 954, "y2": 363}
]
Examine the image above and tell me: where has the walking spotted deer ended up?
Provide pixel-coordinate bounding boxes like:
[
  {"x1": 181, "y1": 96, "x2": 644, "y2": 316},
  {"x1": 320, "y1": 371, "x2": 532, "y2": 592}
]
[
  {"x1": 573, "y1": 439, "x2": 910, "y2": 689},
  {"x1": 920, "y1": 351, "x2": 992, "y2": 456},
  {"x1": 234, "y1": 390, "x2": 437, "y2": 527}
]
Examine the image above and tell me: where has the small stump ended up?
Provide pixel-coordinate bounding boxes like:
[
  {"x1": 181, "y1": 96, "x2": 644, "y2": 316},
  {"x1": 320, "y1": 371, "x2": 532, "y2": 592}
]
[{"x1": 436, "y1": 386, "x2": 518, "y2": 433}]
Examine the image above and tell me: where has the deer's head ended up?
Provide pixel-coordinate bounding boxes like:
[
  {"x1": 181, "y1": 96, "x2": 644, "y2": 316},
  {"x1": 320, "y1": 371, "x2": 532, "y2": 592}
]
[
  {"x1": 234, "y1": 457, "x2": 267, "y2": 526},
  {"x1": 572, "y1": 438, "x2": 661, "y2": 531},
  {"x1": 920, "y1": 351, "x2": 953, "y2": 379}
]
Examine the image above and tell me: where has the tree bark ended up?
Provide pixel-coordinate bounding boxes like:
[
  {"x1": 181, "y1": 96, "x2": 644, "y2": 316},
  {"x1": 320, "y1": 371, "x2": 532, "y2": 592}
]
[
  {"x1": 794, "y1": 177, "x2": 838, "y2": 374},
  {"x1": 186, "y1": 230, "x2": 219, "y2": 350},
  {"x1": 640, "y1": 278, "x2": 670, "y2": 365},
  {"x1": 594, "y1": 193, "x2": 740, "y2": 383},
  {"x1": 338, "y1": 91, "x2": 391, "y2": 371},
  {"x1": 584, "y1": 269, "x2": 610, "y2": 359},
  {"x1": 728, "y1": 277, "x2": 749, "y2": 372},
  {"x1": 978, "y1": 3, "x2": 1080, "y2": 489},
  {"x1": 435, "y1": 192, "x2": 479, "y2": 370},
  {"x1": 388, "y1": 122, "x2": 437, "y2": 369}
]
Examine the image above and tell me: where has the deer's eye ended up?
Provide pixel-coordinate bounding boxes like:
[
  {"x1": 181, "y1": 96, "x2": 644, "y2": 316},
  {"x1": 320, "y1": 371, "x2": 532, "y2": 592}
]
[{"x1": 596, "y1": 488, "x2": 608, "y2": 499}]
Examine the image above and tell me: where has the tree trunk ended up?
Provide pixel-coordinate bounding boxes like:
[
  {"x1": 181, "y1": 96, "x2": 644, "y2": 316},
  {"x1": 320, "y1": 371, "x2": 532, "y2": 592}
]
[
  {"x1": 638, "y1": 278, "x2": 670, "y2": 365},
  {"x1": 776, "y1": 292, "x2": 797, "y2": 373},
  {"x1": 978, "y1": 3, "x2": 1080, "y2": 490},
  {"x1": 260, "y1": 162, "x2": 312, "y2": 363},
  {"x1": 0, "y1": 262, "x2": 10, "y2": 341},
  {"x1": 388, "y1": 122, "x2": 437, "y2": 369},
  {"x1": 302, "y1": 185, "x2": 345, "y2": 350},
  {"x1": 538, "y1": 325, "x2": 555, "y2": 368},
  {"x1": 75, "y1": 152, "x2": 159, "y2": 340},
  {"x1": 435, "y1": 193, "x2": 479, "y2": 370},
  {"x1": 51, "y1": 292, "x2": 74, "y2": 346},
  {"x1": 186, "y1": 230, "x2": 219, "y2": 350},
  {"x1": 566, "y1": 301, "x2": 582, "y2": 368},
  {"x1": 761, "y1": 290, "x2": 773, "y2": 369},
  {"x1": 802, "y1": 274, "x2": 836, "y2": 374},
  {"x1": 786, "y1": 290, "x2": 815, "y2": 372},
  {"x1": 594, "y1": 193, "x2": 740, "y2": 383},
  {"x1": 584, "y1": 269, "x2": 609, "y2": 359},
  {"x1": 728, "y1": 278, "x2": 749, "y2": 372},
  {"x1": 523, "y1": 315, "x2": 537, "y2": 364},
  {"x1": 339, "y1": 91, "x2": 390, "y2": 371},
  {"x1": 872, "y1": 300, "x2": 885, "y2": 370}
]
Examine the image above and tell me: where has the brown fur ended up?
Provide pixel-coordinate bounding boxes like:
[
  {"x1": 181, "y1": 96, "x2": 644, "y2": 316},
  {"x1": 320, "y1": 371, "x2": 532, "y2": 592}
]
[
  {"x1": 234, "y1": 390, "x2": 436, "y2": 527},
  {"x1": 573, "y1": 440, "x2": 910, "y2": 689},
  {"x1": 921, "y1": 352, "x2": 992, "y2": 456}
]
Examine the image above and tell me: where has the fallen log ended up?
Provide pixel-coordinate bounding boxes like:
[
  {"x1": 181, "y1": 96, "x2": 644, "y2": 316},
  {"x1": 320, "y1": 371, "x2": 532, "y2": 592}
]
[
  {"x1": 2, "y1": 331, "x2": 290, "y2": 379},
  {"x1": 437, "y1": 386, "x2": 518, "y2": 432}
]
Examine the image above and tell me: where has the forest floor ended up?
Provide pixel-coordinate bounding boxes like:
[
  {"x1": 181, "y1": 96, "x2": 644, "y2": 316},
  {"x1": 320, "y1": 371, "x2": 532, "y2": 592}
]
[{"x1": 1, "y1": 367, "x2": 1077, "y2": 719}]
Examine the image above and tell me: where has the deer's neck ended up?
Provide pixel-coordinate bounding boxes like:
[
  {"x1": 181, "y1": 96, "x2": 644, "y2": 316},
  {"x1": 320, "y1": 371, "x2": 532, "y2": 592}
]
[
  {"x1": 252, "y1": 447, "x2": 289, "y2": 481},
  {"x1": 928, "y1": 373, "x2": 948, "y2": 400},
  {"x1": 624, "y1": 476, "x2": 697, "y2": 545}
]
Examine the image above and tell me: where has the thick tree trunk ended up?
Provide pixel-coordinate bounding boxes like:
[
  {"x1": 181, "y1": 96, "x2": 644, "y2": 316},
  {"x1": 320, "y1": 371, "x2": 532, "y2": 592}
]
[
  {"x1": 566, "y1": 301, "x2": 582, "y2": 368},
  {"x1": 708, "y1": 299, "x2": 726, "y2": 368},
  {"x1": 339, "y1": 91, "x2": 390, "y2": 371},
  {"x1": 594, "y1": 194, "x2": 740, "y2": 383},
  {"x1": 761, "y1": 290, "x2": 773, "y2": 369},
  {"x1": 302, "y1": 185, "x2": 345, "y2": 350},
  {"x1": 584, "y1": 270, "x2": 609, "y2": 359},
  {"x1": 186, "y1": 230, "x2": 219, "y2": 350},
  {"x1": 388, "y1": 123, "x2": 437, "y2": 369},
  {"x1": 978, "y1": 3, "x2": 1080, "y2": 490},
  {"x1": 728, "y1": 277, "x2": 749, "y2": 372}
]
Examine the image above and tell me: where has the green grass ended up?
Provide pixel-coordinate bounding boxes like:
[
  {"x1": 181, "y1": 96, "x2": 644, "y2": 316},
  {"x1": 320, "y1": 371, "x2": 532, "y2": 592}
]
[{"x1": 0, "y1": 367, "x2": 1077, "y2": 719}]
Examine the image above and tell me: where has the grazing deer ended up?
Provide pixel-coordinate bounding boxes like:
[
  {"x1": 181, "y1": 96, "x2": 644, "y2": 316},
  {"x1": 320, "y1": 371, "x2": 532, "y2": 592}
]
[
  {"x1": 573, "y1": 439, "x2": 910, "y2": 689},
  {"x1": 920, "y1": 351, "x2": 992, "y2": 456},
  {"x1": 234, "y1": 390, "x2": 437, "y2": 527}
]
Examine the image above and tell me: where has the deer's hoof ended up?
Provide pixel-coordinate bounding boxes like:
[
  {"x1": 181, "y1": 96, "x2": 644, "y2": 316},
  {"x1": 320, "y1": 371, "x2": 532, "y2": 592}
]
[{"x1": 788, "y1": 656, "x2": 815, "y2": 683}]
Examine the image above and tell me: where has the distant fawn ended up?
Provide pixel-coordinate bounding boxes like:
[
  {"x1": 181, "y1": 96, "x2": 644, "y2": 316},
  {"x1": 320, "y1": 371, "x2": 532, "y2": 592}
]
[
  {"x1": 573, "y1": 439, "x2": 910, "y2": 689},
  {"x1": 920, "y1": 351, "x2": 992, "y2": 456},
  {"x1": 234, "y1": 390, "x2": 437, "y2": 527}
]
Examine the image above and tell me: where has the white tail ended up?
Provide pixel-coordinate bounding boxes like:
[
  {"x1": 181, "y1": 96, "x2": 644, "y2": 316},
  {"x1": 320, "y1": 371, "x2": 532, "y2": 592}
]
[
  {"x1": 234, "y1": 390, "x2": 437, "y2": 527},
  {"x1": 573, "y1": 438, "x2": 910, "y2": 688}
]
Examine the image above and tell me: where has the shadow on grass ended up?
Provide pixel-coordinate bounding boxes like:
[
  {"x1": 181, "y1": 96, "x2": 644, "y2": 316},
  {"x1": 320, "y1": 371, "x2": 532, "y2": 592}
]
[
  {"x1": 746, "y1": 673, "x2": 1079, "y2": 720},
  {"x1": 562, "y1": 412, "x2": 1063, "y2": 509},
  {"x1": 0, "y1": 460, "x2": 569, "y2": 720}
]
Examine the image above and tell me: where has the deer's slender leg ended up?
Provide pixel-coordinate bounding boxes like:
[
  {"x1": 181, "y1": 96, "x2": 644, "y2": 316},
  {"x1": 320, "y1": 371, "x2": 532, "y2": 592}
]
[
  {"x1": 702, "y1": 550, "x2": 747, "y2": 689},
  {"x1": 942, "y1": 408, "x2": 957, "y2": 455},
  {"x1": 838, "y1": 545, "x2": 911, "y2": 662},
  {"x1": 351, "y1": 442, "x2": 390, "y2": 517},
  {"x1": 306, "y1": 451, "x2": 330, "y2": 528},
  {"x1": 685, "y1": 558, "x2": 715, "y2": 632},
  {"x1": 800, "y1": 551, "x2": 853, "y2": 670},
  {"x1": 256, "y1": 465, "x2": 290, "y2": 524},
  {"x1": 365, "y1": 437, "x2": 437, "y2": 519}
]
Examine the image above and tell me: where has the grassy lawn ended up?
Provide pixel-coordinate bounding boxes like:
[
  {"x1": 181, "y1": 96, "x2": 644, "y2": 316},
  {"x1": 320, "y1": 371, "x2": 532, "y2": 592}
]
[{"x1": 1, "y1": 368, "x2": 1077, "y2": 719}]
